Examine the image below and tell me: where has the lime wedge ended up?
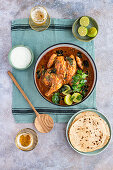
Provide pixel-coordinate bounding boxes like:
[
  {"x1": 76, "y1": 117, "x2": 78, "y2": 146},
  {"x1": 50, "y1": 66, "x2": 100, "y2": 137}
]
[
  {"x1": 78, "y1": 26, "x2": 88, "y2": 37},
  {"x1": 64, "y1": 94, "x2": 73, "y2": 105},
  {"x1": 62, "y1": 85, "x2": 71, "y2": 95},
  {"x1": 80, "y1": 16, "x2": 89, "y2": 27},
  {"x1": 71, "y1": 93, "x2": 82, "y2": 103},
  {"x1": 87, "y1": 27, "x2": 97, "y2": 37}
]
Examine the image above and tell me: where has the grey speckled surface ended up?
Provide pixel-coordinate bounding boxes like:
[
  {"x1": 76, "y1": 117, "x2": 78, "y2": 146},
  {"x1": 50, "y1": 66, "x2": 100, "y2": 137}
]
[{"x1": 0, "y1": 0, "x2": 113, "y2": 170}]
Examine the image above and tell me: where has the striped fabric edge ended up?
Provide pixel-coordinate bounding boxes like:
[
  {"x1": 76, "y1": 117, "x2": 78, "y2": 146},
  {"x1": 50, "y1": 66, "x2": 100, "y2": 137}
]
[
  {"x1": 11, "y1": 26, "x2": 72, "y2": 31},
  {"x1": 12, "y1": 107, "x2": 97, "y2": 115}
]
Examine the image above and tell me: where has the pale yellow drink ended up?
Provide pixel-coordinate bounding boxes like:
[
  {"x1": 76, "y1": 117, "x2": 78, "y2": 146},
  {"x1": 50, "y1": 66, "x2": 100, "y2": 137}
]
[{"x1": 30, "y1": 6, "x2": 48, "y2": 26}]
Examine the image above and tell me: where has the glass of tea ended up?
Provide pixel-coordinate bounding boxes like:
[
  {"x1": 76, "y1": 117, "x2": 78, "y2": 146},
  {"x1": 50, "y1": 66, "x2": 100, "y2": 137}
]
[
  {"x1": 15, "y1": 128, "x2": 38, "y2": 151},
  {"x1": 29, "y1": 6, "x2": 50, "y2": 31}
]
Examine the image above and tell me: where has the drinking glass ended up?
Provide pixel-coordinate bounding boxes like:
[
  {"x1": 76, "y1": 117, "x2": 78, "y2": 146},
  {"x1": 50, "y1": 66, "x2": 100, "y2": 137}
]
[{"x1": 29, "y1": 6, "x2": 50, "y2": 31}]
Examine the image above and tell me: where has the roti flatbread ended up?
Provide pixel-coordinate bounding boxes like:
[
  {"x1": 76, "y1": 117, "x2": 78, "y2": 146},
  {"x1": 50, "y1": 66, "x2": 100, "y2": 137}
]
[{"x1": 68, "y1": 111, "x2": 110, "y2": 152}]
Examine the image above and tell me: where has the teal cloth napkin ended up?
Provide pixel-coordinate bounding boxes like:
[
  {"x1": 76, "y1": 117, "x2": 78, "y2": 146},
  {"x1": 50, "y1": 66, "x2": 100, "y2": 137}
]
[{"x1": 11, "y1": 18, "x2": 96, "y2": 123}]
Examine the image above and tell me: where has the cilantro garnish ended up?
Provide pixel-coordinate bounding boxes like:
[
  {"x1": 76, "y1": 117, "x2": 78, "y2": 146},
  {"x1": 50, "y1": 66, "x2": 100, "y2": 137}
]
[
  {"x1": 52, "y1": 93, "x2": 60, "y2": 104},
  {"x1": 72, "y1": 70, "x2": 88, "y2": 95}
]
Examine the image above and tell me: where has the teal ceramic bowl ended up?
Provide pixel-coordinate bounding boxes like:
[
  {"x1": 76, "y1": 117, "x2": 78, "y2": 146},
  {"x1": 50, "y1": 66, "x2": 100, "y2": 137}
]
[
  {"x1": 8, "y1": 45, "x2": 34, "y2": 70},
  {"x1": 66, "y1": 109, "x2": 111, "y2": 155},
  {"x1": 72, "y1": 16, "x2": 98, "y2": 42}
]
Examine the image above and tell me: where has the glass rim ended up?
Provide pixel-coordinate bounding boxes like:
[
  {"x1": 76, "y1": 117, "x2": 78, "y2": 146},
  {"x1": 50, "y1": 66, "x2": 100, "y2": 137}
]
[
  {"x1": 15, "y1": 128, "x2": 38, "y2": 151},
  {"x1": 30, "y1": 5, "x2": 48, "y2": 25}
]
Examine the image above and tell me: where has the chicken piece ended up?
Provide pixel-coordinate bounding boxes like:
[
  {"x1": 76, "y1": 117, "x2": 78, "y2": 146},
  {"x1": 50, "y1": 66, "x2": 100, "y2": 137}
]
[
  {"x1": 76, "y1": 56, "x2": 83, "y2": 70},
  {"x1": 47, "y1": 54, "x2": 66, "y2": 78},
  {"x1": 47, "y1": 54, "x2": 57, "y2": 68},
  {"x1": 55, "y1": 56, "x2": 66, "y2": 79},
  {"x1": 65, "y1": 55, "x2": 77, "y2": 84},
  {"x1": 45, "y1": 74, "x2": 63, "y2": 96},
  {"x1": 43, "y1": 55, "x2": 66, "y2": 96},
  {"x1": 44, "y1": 54, "x2": 76, "y2": 96},
  {"x1": 43, "y1": 69, "x2": 52, "y2": 86}
]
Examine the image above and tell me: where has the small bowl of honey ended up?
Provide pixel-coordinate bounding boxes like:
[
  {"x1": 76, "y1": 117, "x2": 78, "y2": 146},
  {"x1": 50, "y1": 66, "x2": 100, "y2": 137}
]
[{"x1": 15, "y1": 128, "x2": 38, "y2": 151}]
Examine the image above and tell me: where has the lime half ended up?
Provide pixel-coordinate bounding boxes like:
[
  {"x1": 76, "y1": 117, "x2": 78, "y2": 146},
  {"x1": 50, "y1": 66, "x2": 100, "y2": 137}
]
[
  {"x1": 64, "y1": 94, "x2": 73, "y2": 105},
  {"x1": 62, "y1": 85, "x2": 71, "y2": 95},
  {"x1": 80, "y1": 16, "x2": 89, "y2": 27},
  {"x1": 78, "y1": 26, "x2": 88, "y2": 37},
  {"x1": 71, "y1": 93, "x2": 82, "y2": 103},
  {"x1": 87, "y1": 27, "x2": 97, "y2": 37}
]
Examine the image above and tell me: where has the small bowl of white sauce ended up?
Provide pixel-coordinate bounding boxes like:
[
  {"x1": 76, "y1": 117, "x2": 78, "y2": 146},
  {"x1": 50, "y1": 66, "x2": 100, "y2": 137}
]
[{"x1": 8, "y1": 45, "x2": 34, "y2": 70}]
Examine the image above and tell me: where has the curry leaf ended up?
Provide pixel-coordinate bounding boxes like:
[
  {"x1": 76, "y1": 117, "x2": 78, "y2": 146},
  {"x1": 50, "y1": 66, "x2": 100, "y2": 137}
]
[{"x1": 36, "y1": 70, "x2": 41, "y2": 79}]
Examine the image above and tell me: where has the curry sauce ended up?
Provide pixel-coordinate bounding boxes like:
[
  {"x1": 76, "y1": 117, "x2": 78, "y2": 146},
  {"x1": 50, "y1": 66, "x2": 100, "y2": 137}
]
[{"x1": 35, "y1": 47, "x2": 94, "y2": 106}]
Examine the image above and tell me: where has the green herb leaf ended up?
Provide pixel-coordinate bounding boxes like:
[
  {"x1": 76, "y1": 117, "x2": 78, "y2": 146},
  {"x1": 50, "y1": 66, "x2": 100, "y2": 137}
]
[
  {"x1": 72, "y1": 85, "x2": 81, "y2": 92},
  {"x1": 54, "y1": 92, "x2": 60, "y2": 96},
  {"x1": 77, "y1": 70, "x2": 82, "y2": 74},
  {"x1": 72, "y1": 70, "x2": 88, "y2": 95},
  {"x1": 81, "y1": 73, "x2": 87, "y2": 79},
  {"x1": 80, "y1": 79, "x2": 87, "y2": 84},
  {"x1": 52, "y1": 93, "x2": 60, "y2": 104}
]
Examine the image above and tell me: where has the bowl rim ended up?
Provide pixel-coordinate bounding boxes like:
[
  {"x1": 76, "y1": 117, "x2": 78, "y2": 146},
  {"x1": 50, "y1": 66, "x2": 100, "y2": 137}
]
[
  {"x1": 66, "y1": 109, "x2": 111, "y2": 155},
  {"x1": 72, "y1": 16, "x2": 99, "y2": 42},
  {"x1": 8, "y1": 45, "x2": 34, "y2": 70},
  {"x1": 33, "y1": 43, "x2": 97, "y2": 107}
]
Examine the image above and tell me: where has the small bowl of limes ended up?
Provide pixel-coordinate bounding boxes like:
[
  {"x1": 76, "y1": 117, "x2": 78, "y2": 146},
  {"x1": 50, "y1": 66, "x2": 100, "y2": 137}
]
[{"x1": 72, "y1": 16, "x2": 98, "y2": 42}]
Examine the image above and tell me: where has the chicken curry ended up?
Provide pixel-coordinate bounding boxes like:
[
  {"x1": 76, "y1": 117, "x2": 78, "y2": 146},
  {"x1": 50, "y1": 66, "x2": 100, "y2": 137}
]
[{"x1": 35, "y1": 47, "x2": 94, "y2": 106}]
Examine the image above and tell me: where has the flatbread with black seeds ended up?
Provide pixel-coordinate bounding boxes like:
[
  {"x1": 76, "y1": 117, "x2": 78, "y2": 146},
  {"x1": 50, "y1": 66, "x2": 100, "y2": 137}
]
[{"x1": 68, "y1": 111, "x2": 110, "y2": 152}]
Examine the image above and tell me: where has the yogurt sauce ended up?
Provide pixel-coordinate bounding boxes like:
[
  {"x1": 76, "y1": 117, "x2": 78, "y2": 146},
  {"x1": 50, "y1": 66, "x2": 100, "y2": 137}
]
[{"x1": 10, "y1": 46, "x2": 32, "y2": 69}]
